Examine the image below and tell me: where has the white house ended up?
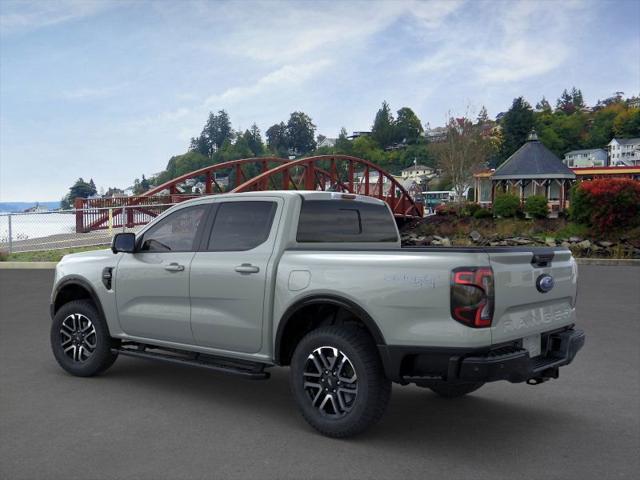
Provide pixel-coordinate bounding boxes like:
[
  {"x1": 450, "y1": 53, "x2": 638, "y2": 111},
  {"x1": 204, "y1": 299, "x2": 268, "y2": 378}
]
[
  {"x1": 401, "y1": 164, "x2": 435, "y2": 183},
  {"x1": 563, "y1": 148, "x2": 608, "y2": 168},
  {"x1": 317, "y1": 137, "x2": 337, "y2": 148},
  {"x1": 608, "y1": 138, "x2": 640, "y2": 166}
]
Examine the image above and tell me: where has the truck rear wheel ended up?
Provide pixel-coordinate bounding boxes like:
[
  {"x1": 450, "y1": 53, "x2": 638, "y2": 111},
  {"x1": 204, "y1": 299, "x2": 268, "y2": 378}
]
[
  {"x1": 289, "y1": 325, "x2": 391, "y2": 438},
  {"x1": 427, "y1": 381, "x2": 484, "y2": 398},
  {"x1": 50, "y1": 300, "x2": 118, "y2": 377}
]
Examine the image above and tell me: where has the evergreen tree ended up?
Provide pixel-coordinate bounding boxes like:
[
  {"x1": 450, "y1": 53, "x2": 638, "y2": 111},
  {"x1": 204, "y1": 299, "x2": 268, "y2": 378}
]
[
  {"x1": 477, "y1": 106, "x2": 490, "y2": 124},
  {"x1": 200, "y1": 110, "x2": 233, "y2": 155},
  {"x1": 535, "y1": 97, "x2": 552, "y2": 113},
  {"x1": 557, "y1": 89, "x2": 576, "y2": 114},
  {"x1": 335, "y1": 127, "x2": 352, "y2": 154},
  {"x1": 571, "y1": 87, "x2": 585, "y2": 110},
  {"x1": 395, "y1": 107, "x2": 424, "y2": 143},
  {"x1": 243, "y1": 123, "x2": 264, "y2": 156},
  {"x1": 371, "y1": 101, "x2": 395, "y2": 148},
  {"x1": 499, "y1": 97, "x2": 535, "y2": 163}
]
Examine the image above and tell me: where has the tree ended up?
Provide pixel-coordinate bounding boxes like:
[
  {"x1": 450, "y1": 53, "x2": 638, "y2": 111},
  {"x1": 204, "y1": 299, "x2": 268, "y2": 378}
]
[
  {"x1": 286, "y1": 111, "x2": 316, "y2": 155},
  {"x1": 351, "y1": 136, "x2": 385, "y2": 164},
  {"x1": 189, "y1": 135, "x2": 209, "y2": 157},
  {"x1": 243, "y1": 123, "x2": 264, "y2": 156},
  {"x1": 395, "y1": 107, "x2": 424, "y2": 144},
  {"x1": 499, "y1": 97, "x2": 535, "y2": 163},
  {"x1": 199, "y1": 110, "x2": 233, "y2": 155},
  {"x1": 371, "y1": 101, "x2": 395, "y2": 148},
  {"x1": 535, "y1": 97, "x2": 552, "y2": 113},
  {"x1": 266, "y1": 122, "x2": 289, "y2": 156},
  {"x1": 436, "y1": 115, "x2": 490, "y2": 200},
  {"x1": 556, "y1": 89, "x2": 575, "y2": 114},
  {"x1": 477, "y1": 106, "x2": 490, "y2": 124},
  {"x1": 613, "y1": 109, "x2": 640, "y2": 137},
  {"x1": 571, "y1": 87, "x2": 585, "y2": 111},
  {"x1": 62, "y1": 178, "x2": 98, "y2": 208},
  {"x1": 335, "y1": 127, "x2": 352, "y2": 154}
]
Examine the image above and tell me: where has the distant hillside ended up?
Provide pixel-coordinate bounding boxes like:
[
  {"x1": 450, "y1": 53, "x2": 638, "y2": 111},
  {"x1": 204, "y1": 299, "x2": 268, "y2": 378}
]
[{"x1": 0, "y1": 201, "x2": 61, "y2": 213}]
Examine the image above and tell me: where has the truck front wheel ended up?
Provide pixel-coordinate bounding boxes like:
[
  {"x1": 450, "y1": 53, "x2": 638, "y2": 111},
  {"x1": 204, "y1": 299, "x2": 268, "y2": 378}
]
[
  {"x1": 289, "y1": 325, "x2": 391, "y2": 438},
  {"x1": 50, "y1": 300, "x2": 118, "y2": 377}
]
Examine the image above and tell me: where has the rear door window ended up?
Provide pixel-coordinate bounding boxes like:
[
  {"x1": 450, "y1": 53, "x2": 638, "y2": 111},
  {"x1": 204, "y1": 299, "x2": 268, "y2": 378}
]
[
  {"x1": 207, "y1": 201, "x2": 277, "y2": 251},
  {"x1": 297, "y1": 200, "x2": 398, "y2": 243}
]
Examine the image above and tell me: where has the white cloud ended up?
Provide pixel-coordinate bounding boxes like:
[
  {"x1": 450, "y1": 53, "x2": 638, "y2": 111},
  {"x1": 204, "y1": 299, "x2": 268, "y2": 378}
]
[
  {"x1": 0, "y1": 0, "x2": 116, "y2": 35},
  {"x1": 412, "y1": 0, "x2": 585, "y2": 84},
  {"x1": 205, "y1": 59, "x2": 332, "y2": 105}
]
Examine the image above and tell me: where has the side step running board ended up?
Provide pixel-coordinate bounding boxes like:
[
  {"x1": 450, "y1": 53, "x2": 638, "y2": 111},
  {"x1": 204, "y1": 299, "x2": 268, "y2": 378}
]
[{"x1": 112, "y1": 345, "x2": 270, "y2": 380}]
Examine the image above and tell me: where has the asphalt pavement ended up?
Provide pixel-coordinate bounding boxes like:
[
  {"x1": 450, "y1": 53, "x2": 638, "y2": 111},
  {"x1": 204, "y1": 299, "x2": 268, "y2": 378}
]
[{"x1": 1, "y1": 266, "x2": 639, "y2": 480}]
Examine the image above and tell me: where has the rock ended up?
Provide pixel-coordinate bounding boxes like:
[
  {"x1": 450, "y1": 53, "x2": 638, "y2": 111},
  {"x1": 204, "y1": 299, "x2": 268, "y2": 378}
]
[
  {"x1": 545, "y1": 237, "x2": 556, "y2": 247},
  {"x1": 569, "y1": 236, "x2": 582, "y2": 243},
  {"x1": 431, "y1": 239, "x2": 442, "y2": 246},
  {"x1": 441, "y1": 237, "x2": 451, "y2": 246},
  {"x1": 561, "y1": 241, "x2": 571, "y2": 248},
  {"x1": 514, "y1": 237, "x2": 534, "y2": 245},
  {"x1": 469, "y1": 230, "x2": 482, "y2": 243},
  {"x1": 577, "y1": 240, "x2": 591, "y2": 249},
  {"x1": 597, "y1": 241, "x2": 614, "y2": 248},
  {"x1": 433, "y1": 235, "x2": 444, "y2": 241},
  {"x1": 489, "y1": 241, "x2": 500, "y2": 246}
]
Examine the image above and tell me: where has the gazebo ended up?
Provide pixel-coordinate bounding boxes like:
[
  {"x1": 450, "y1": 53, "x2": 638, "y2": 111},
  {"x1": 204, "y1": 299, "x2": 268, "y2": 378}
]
[{"x1": 474, "y1": 131, "x2": 576, "y2": 216}]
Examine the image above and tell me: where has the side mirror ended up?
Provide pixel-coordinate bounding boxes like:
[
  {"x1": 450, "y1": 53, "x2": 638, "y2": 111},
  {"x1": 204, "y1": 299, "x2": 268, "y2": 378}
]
[{"x1": 112, "y1": 232, "x2": 136, "y2": 254}]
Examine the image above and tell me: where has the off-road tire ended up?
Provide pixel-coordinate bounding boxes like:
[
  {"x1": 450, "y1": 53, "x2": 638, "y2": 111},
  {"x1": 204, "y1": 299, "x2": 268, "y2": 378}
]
[
  {"x1": 290, "y1": 325, "x2": 391, "y2": 438},
  {"x1": 50, "y1": 300, "x2": 118, "y2": 377}
]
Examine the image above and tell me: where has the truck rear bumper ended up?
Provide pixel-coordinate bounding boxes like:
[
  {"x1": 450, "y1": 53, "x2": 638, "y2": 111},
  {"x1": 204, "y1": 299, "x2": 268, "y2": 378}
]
[{"x1": 378, "y1": 327, "x2": 585, "y2": 385}]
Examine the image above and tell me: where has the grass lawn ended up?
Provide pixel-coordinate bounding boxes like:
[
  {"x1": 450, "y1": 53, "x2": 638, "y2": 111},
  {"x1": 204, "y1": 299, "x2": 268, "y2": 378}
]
[{"x1": 1, "y1": 245, "x2": 108, "y2": 262}]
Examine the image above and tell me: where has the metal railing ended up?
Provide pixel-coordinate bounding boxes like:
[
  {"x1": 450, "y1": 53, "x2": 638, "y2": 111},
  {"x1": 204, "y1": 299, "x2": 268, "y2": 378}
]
[{"x1": 0, "y1": 203, "x2": 176, "y2": 254}]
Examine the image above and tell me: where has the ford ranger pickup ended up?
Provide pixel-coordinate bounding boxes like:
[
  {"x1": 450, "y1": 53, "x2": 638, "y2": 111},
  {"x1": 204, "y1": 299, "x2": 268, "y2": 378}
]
[{"x1": 50, "y1": 191, "x2": 584, "y2": 437}]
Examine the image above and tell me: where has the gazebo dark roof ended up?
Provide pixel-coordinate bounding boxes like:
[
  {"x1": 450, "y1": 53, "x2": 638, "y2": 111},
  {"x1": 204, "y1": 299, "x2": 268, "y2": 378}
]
[{"x1": 493, "y1": 131, "x2": 576, "y2": 180}]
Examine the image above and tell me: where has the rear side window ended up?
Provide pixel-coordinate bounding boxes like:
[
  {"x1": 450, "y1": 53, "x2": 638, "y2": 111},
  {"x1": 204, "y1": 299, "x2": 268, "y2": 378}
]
[
  {"x1": 207, "y1": 201, "x2": 277, "y2": 251},
  {"x1": 297, "y1": 200, "x2": 398, "y2": 243}
]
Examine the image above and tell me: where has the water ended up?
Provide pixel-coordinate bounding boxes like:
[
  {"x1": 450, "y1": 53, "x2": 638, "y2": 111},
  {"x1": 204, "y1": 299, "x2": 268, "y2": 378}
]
[{"x1": 0, "y1": 212, "x2": 76, "y2": 243}]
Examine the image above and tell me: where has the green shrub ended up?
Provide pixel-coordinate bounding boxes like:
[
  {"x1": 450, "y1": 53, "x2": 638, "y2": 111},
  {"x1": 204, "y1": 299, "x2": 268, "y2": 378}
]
[
  {"x1": 493, "y1": 193, "x2": 521, "y2": 218},
  {"x1": 460, "y1": 202, "x2": 481, "y2": 217},
  {"x1": 524, "y1": 195, "x2": 549, "y2": 219},
  {"x1": 473, "y1": 208, "x2": 493, "y2": 219}
]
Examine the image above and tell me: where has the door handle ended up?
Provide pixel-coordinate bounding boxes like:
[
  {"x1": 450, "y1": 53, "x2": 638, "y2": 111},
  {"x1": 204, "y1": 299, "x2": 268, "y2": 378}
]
[
  {"x1": 164, "y1": 262, "x2": 185, "y2": 272},
  {"x1": 234, "y1": 263, "x2": 260, "y2": 274}
]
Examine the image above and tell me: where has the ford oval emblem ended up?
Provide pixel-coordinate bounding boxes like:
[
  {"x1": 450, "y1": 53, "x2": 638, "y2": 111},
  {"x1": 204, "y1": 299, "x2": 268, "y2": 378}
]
[{"x1": 536, "y1": 274, "x2": 554, "y2": 293}]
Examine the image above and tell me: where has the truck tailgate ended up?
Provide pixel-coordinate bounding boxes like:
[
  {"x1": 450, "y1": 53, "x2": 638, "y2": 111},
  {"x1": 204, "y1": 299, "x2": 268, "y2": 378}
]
[{"x1": 488, "y1": 248, "x2": 577, "y2": 346}]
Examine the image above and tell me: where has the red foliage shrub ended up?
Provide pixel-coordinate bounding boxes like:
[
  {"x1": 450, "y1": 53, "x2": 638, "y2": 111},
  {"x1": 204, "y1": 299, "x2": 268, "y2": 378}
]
[{"x1": 570, "y1": 179, "x2": 640, "y2": 233}]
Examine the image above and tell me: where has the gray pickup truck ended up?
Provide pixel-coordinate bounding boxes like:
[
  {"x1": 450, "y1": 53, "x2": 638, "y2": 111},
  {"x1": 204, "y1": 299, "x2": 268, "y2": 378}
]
[{"x1": 50, "y1": 191, "x2": 584, "y2": 437}]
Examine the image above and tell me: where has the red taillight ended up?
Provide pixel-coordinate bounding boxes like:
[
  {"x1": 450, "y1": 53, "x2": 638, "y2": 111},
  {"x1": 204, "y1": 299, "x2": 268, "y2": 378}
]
[{"x1": 450, "y1": 267, "x2": 494, "y2": 328}]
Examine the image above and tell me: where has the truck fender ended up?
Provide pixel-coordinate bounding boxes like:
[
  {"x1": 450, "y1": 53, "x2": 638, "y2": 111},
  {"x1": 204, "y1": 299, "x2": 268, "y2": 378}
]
[
  {"x1": 274, "y1": 294, "x2": 386, "y2": 365},
  {"x1": 51, "y1": 275, "x2": 106, "y2": 323}
]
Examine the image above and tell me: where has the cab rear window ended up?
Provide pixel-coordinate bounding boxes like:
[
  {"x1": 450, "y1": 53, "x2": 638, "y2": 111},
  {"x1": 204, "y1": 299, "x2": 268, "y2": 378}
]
[{"x1": 296, "y1": 200, "x2": 398, "y2": 243}]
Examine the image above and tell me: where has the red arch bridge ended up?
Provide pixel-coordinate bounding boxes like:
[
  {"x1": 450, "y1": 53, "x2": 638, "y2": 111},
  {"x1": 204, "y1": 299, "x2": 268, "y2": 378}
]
[{"x1": 75, "y1": 155, "x2": 424, "y2": 233}]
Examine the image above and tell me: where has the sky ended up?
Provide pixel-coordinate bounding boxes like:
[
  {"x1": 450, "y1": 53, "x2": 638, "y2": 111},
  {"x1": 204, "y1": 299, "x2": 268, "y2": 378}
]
[{"x1": 1, "y1": 0, "x2": 639, "y2": 202}]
